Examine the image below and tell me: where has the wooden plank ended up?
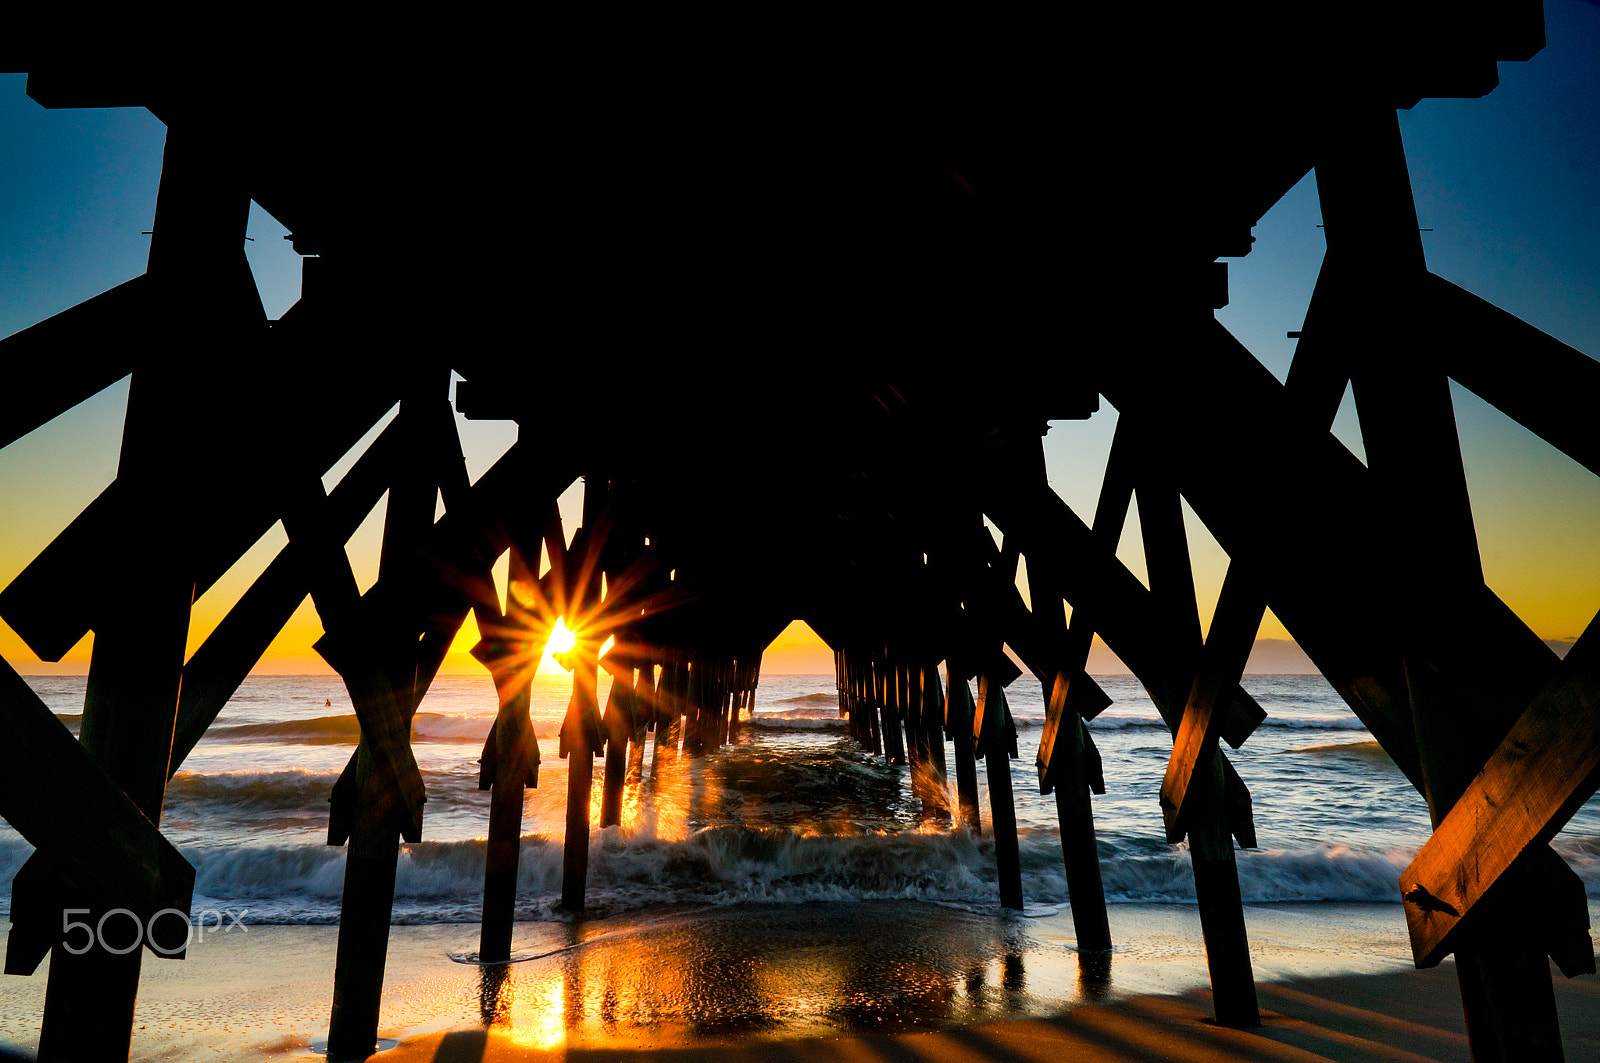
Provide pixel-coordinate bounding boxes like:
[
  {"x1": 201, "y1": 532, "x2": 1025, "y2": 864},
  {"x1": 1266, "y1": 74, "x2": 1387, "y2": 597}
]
[
  {"x1": 0, "y1": 658, "x2": 195, "y2": 961},
  {"x1": 1428, "y1": 270, "x2": 1600, "y2": 478},
  {"x1": 1160, "y1": 564, "x2": 1266, "y2": 842},
  {"x1": 0, "y1": 274, "x2": 145, "y2": 449},
  {"x1": 1400, "y1": 617, "x2": 1600, "y2": 968}
]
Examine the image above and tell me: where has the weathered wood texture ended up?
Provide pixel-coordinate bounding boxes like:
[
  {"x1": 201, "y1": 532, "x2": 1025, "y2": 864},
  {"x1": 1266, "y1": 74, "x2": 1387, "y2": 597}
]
[
  {"x1": 1400, "y1": 618, "x2": 1600, "y2": 967},
  {"x1": 1161, "y1": 566, "x2": 1266, "y2": 842}
]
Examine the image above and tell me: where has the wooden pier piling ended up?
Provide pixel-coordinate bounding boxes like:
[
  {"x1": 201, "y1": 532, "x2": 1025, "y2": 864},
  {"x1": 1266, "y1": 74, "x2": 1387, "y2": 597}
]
[
  {"x1": 599, "y1": 666, "x2": 631, "y2": 828},
  {"x1": 1044, "y1": 674, "x2": 1113, "y2": 953},
  {"x1": 561, "y1": 654, "x2": 601, "y2": 912},
  {"x1": 946, "y1": 664, "x2": 983, "y2": 834},
  {"x1": 921, "y1": 663, "x2": 950, "y2": 806},
  {"x1": 975, "y1": 673, "x2": 1023, "y2": 911}
]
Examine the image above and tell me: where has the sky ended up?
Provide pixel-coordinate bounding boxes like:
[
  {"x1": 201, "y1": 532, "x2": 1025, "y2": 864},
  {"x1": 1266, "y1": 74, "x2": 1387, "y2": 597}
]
[{"x1": 2, "y1": 10, "x2": 1598, "y2": 678}]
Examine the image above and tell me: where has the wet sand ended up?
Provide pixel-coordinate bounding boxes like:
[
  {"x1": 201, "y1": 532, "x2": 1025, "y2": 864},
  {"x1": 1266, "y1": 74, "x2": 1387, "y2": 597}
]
[
  {"x1": 1, "y1": 903, "x2": 1598, "y2": 1061},
  {"x1": 378, "y1": 964, "x2": 1600, "y2": 1062}
]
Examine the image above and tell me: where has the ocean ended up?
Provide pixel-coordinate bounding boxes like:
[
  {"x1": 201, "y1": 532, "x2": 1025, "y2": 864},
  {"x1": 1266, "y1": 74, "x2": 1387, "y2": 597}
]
[{"x1": 6, "y1": 670, "x2": 1597, "y2": 927}]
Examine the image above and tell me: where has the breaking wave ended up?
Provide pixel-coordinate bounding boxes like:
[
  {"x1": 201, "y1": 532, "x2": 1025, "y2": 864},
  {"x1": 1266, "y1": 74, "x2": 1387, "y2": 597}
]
[
  {"x1": 206, "y1": 712, "x2": 495, "y2": 744},
  {"x1": 102, "y1": 830, "x2": 1487, "y2": 925}
]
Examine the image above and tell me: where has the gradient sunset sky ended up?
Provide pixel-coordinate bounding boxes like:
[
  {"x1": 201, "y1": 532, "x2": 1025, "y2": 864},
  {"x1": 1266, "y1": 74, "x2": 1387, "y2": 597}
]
[{"x1": 3, "y1": 9, "x2": 1598, "y2": 676}]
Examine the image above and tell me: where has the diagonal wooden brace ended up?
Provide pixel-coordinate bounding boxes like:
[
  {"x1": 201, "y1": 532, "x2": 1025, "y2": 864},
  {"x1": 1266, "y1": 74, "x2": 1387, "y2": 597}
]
[
  {"x1": 172, "y1": 415, "x2": 405, "y2": 774},
  {"x1": 0, "y1": 273, "x2": 146, "y2": 450},
  {"x1": 1399, "y1": 613, "x2": 1600, "y2": 968},
  {"x1": 286, "y1": 478, "x2": 427, "y2": 843},
  {"x1": 985, "y1": 480, "x2": 1266, "y2": 748},
  {"x1": 1161, "y1": 564, "x2": 1267, "y2": 843},
  {"x1": 0, "y1": 379, "x2": 397, "y2": 664},
  {"x1": 0, "y1": 658, "x2": 195, "y2": 970}
]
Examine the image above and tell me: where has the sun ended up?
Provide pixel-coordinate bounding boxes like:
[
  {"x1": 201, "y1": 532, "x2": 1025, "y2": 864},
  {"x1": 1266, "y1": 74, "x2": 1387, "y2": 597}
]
[
  {"x1": 546, "y1": 617, "x2": 578, "y2": 657},
  {"x1": 537, "y1": 617, "x2": 619, "y2": 675}
]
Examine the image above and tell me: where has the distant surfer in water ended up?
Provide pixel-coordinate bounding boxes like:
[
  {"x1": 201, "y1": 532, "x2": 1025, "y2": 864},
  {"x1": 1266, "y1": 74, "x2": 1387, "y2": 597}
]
[{"x1": 326, "y1": 698, "x2": 331, "y2": 707}]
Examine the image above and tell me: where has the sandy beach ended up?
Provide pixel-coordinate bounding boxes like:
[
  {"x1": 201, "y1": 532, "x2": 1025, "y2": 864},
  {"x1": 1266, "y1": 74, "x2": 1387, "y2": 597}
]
[
  {"x1": 5, "y1": 901, "x2": 1599, "y2": 1062},
  {"x1": 377, "y1": 965, "x2": 1600, "y2": 1063}
]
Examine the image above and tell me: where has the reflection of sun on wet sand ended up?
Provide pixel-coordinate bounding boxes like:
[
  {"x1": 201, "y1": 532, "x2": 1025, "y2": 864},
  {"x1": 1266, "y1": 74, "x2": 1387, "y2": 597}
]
[
  {"x1": 383, "y1": 962, "x2": 1600, "y2": 1063},
  {"x1": 362, "y1": 901, "x2": 1600, "y2": 1063},
  {"x1": 445, "y1": 903, "x2": 1075, "y2": 1050}
]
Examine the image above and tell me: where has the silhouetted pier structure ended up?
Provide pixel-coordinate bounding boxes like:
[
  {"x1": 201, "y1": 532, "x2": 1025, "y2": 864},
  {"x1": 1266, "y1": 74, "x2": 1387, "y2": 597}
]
[{"x1": 3, "y1": 9, "x2": 1599, "y2": 1060}]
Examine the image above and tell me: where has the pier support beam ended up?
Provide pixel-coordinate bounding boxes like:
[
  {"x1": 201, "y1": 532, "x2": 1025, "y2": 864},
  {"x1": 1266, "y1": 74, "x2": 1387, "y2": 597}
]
[
  {"x1": 1320, "y1": 104, "x2": 1566, "y2": 1060},
  {"x1": 628, "y1": 666, "x2": 650, "y2": 782},
  {"x1": 322, "y1": 380, "x2": 456, "y2": 1059},
  {"x1": 36, "y1": 539, "x2": 192, "y2": 1063},
  {"x1": 1043, "y1": 674, "x2": 1113, "y2": 952},
  {"x1": 945, "y1": 663, "x2": 982, "y2": 834},
  {"x1": 561, "y1": 653, "x2": 601, "y2": 911},
  {"x1": 479, "y1": 685, "x2": 536, "y2": 962},
  {"x1": 599, "y1": 666, "x2": 632, "y2": 828},
  {"x1": 976, "y1": 673, "x2": 1023, "y2": 910},
  {"x1": 473, "y1": 531, "x2": 547, "y2": 963},
  {"x1": 327, "y1": 740, "x2": 406, "y2": 1058},
  {"x1": 32, "y1": 119, "x2": 247, "y2": 1063},
  {"x1": 919, "y1": 662, "x2": 950, "y2": 816},
  {"x1": 1138, "y1": 412, "x2": 1260, "y2": 1029},
  {"x1": 878, "y1": 652, "x2": 906, "y2": 763}
]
